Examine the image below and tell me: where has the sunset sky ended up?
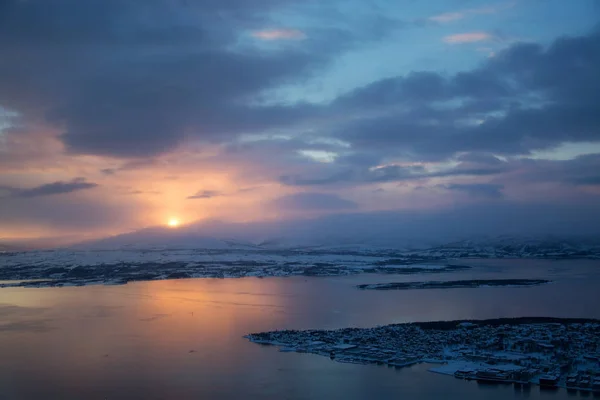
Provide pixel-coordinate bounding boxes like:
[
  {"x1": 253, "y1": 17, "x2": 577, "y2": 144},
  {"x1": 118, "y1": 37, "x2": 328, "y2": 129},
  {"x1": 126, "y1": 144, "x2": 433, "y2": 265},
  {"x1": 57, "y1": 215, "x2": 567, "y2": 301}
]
[{"x1": 1, "y1": 0, "x2": 600, "y2": 243}]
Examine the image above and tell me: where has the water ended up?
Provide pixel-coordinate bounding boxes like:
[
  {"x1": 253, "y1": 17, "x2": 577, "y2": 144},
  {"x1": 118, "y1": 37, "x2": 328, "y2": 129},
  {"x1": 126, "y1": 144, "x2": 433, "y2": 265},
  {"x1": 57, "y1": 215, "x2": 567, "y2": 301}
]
[{"x1": 1, "y1": 259, "x2": 599, "y2": 399}]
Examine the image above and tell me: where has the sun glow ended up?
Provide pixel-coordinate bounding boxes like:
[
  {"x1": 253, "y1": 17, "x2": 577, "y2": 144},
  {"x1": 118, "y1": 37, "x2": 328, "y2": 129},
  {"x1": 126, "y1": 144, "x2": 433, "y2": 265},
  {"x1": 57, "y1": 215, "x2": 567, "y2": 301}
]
[{"x1": 167, "y1": 218, "x2": 180, "y2": 228}]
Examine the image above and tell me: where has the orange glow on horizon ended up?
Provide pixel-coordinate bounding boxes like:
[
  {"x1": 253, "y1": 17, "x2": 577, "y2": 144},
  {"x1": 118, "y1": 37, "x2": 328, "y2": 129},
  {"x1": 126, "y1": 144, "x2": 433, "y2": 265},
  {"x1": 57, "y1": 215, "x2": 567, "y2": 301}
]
[{"x1": 167, "y1": 218, "x2": 180, "y2": 228}]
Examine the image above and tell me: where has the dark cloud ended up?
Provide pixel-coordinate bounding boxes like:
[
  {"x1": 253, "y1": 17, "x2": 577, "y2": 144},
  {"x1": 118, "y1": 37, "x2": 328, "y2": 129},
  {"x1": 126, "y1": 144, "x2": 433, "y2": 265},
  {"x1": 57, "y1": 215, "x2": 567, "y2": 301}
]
[
  {"x1": 280, "y1": 170, "x2": 357, "y2": 186},
  {"x1": 237, "y1": 186, "x2": 261, "y2": 193},
  {"x1": 335, "y1": 72, "x2": 449, "y2": 108},
  {"x1": 572, "y1": 176, "x2": 600, "y2": 185},
  {"x1": 5, "y1": 1, "x2": 596, "y2": 175},
  {"x1": 514, "y1": 153, "x2": 600, "y2": 187},
  {"x1": 334, "y1": 66, "x2": 513, "y2": 110},
  {"x1": 2, "y1": 178, "x2": 98, "y2": 198},
  {"x1": 0, "y1": 0, "x2": 392, "y2": 159},
  {"x1": 100, "y1": 168, "x2": 116, "y2": 175},
  {"x1": 456, "y1": 152, "x2": 505, "y2": 165},
  {"x1": 0, "y1": 192, "x2": 139, "y2": 231},
  {"x1": 271, "y1": 192, "x2": 358, "y2": 211},
  {"x1": 280, "y1": 159, "x2": 508, "y2": 186},
  {"x1": 333, "y1": 29, "x2": 600, "y2": 160},
  {"x1": 1, "y1": 1, "x2": 599, "y2": 240},
  {"x1": 189, "y1": 200, "x2": 600, "y2": 244},
  {"x1": 0, "y1": 1, "x2": 297, "y2": 156},
  {"x1": 96, "y1": 159, "x2": 163, "y2": 176},
  {"x1": 440, "y1": 183, "x2": 504, "y2": 199},
  {"x1": 279, "y1": 165, "x2": 423, "y2": 186},
  {"x1": 187, "y1": 190, "x2": 222, "y2": 199}
]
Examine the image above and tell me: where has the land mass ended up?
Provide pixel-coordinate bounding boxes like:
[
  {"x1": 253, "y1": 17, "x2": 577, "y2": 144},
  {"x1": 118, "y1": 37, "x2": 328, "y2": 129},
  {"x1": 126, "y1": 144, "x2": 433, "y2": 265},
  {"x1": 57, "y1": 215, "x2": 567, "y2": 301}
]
[
  {"x1": 1, "y1": 234, "x2": 599, "y2": 288},
  {"x1": 357, "y1": 279, "x2": 551, "y2": 290},
  {"x1": 0, "y1": 248, "x2": 469, "y2": 288},
  {"x1": 246, "y1": 317, "x2": 600, "y2": 392}
]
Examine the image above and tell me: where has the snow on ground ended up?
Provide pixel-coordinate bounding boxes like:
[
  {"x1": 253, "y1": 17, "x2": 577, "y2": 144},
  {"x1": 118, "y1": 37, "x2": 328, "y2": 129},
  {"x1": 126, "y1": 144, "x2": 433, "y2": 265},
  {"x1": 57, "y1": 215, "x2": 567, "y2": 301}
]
[
  {"x1": 429, "y1": 361, "x2": 523, "y2": 376},
  {"x1": 0, "y1": 249, "x2": 399, "y2": 268},
  {"x1": 2, "y1": 236, "x2": 598, "y2": 288},
  {"x1": 0, "y1": 248, "x2": 457, "y2": 288}
]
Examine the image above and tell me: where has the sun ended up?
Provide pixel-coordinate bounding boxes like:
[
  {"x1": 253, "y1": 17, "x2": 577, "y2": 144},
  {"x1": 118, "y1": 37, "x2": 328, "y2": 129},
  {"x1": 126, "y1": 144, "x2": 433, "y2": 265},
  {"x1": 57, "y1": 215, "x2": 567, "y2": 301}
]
[{"x1": 167, "y1": 218, "x2": 180, "y2": 228}]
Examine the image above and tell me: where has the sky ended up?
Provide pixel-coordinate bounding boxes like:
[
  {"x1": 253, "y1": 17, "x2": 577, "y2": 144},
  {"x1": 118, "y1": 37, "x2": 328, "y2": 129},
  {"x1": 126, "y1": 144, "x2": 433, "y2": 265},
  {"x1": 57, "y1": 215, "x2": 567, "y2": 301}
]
[{"x1": 1, "y1": 0, "x2": 600, "y2": 243}]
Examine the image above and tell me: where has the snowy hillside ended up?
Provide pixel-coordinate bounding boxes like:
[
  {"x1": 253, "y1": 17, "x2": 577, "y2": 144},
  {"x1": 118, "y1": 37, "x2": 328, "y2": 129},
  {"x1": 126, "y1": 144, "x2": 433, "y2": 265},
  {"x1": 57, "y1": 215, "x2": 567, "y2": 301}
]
[
  {"x1": 0, "y1": 233, "x2": 598, "y2": 289},
  {"x1": 72, "y1": 227, "x2": 259, "y2": 251}
]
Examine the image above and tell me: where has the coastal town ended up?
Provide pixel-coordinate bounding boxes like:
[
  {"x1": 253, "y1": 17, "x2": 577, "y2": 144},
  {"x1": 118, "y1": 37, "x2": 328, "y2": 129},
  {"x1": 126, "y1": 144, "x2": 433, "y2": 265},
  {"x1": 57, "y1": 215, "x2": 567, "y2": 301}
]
[{"x1": 246, "y1": 318, "x2": 600, "y2": 393}]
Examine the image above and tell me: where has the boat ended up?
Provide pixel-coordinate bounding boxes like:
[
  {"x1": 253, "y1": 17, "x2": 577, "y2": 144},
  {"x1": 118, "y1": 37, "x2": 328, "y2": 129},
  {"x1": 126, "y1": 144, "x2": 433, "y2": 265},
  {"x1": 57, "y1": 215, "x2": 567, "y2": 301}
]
[
  {"x1": 512, "y1": 369, "x2": 532, "y2": 387},
  {"x1": 566, "y1": 374, "x2": 579, "y2": 392},
  {"x1": 539, "y1": 374, "x2": 559, "y2": 388},
  {"x1": 454, "y1": 369, "x2": 475, "y2": 379},
  {"x1": 580, "y1": 375, "x2": 592, "y2": 388},
  {"x1": 475, "y1": 369, "x2": 511, "y2": 384},
  {"x1": 566, "y1": 374, "x2": 579, "y2": 387},
  {"x1": 592, "y1": 378, "x2": 600, "y2": 392}
]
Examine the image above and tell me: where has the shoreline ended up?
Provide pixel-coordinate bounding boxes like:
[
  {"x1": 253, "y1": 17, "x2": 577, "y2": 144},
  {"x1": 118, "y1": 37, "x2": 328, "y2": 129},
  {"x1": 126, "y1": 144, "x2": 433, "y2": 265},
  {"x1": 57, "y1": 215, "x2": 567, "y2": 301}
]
[{"x1": 246, "y1": 317, "x2": 600, "y2": 392}]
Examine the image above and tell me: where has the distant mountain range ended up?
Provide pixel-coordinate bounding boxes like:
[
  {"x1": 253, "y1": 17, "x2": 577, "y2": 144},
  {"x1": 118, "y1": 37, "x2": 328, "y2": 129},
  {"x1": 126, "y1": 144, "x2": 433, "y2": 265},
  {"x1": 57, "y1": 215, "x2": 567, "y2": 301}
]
[
  {"x1": 418, "y1": 236, "x2": 600, "y2": 259},
  {"x1": 3, "y1": 224, "x2": 599, "y2": 289},
  {"x1": 64, "y1": 222, "x2": 600, "y2": 259},
  {"x1": 0, "y1": 243, "x2": 16, "y2": 252},
  {"x1": 72, "y1": 226, "x2": 256, "y2": 251},
  {"x1": 5, "y1": 202, "x2": 600, "y2": 254}
]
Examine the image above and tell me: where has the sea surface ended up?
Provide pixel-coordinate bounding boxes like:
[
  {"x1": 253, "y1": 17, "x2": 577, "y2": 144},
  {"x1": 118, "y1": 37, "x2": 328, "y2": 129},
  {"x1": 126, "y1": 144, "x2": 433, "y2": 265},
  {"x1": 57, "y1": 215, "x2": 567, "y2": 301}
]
[{"x1": 1, "y1": 259, "x2": 599, "y2": 399}]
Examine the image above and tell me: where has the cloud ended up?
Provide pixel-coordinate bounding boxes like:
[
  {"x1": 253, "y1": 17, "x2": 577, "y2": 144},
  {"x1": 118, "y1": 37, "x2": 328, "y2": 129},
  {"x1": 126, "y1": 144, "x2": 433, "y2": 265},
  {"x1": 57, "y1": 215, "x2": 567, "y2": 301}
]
[
  {"x1": 237, "y1": 186, "x2": 261, "y2": 193},
  {"x1": 513, "y1": 153, "x2": 600, "y2": 187},
  {"x1": 280, "y1": 160, "x2": 508, "y2": 186},
  {"x1": 187, "y1": 190, "x2": 222, "y2": 199},
  {"x1": 271, "y1": 192, "x2": 358, "y2": 211},
  {"x1": 443, "y1": 32, "x2": 494, "y2": 44},
  {"x1": 0, "y1": 0, "x2": 355, "y2": 158},
  {"x1": 189, "y1": 201, "x2": 600, "y2": 243},
  {"x1": 456, "y1": 152, "x2": 505, "y2": 165},
  {"x1": 280, "y1": 170, "x2": 356, "y2": 186},
  {"x1": 2, "y1": 178, "x2": 98, "y2": 198},
  {"x1": 440, "y1": 183, "x2": 504, "y2": 198},
  {"x1": 429, "y1": 2, "x2": 515, "y2": 23},
  {"x1": 1, "y1": 1, "x2": 599, "y2": 240},
  {"x1": 573, "y1": 176, "x2": 600, "y2": 185},
  {"x1": 332, "y1": 29, "x2": 600, "y2": 161},
  {"x1": 251, "y1": 29, "x2": 306, "y2": 40},
  {"x1": 0, "y1": 0, "x2": 402, "y2": 161},
  {"x1": 0, "y1": 191, "x2": 140, "y2": 232},
  {"x1": 429, "y1": 12, "x2": 466, "y2": 23}
]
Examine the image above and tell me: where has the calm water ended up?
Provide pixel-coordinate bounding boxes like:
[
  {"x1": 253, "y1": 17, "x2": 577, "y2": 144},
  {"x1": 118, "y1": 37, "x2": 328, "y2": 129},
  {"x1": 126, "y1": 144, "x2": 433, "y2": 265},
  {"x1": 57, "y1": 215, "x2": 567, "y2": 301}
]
[{"x1": 1, "y1": 259, "x2": 599, "y2": 399}]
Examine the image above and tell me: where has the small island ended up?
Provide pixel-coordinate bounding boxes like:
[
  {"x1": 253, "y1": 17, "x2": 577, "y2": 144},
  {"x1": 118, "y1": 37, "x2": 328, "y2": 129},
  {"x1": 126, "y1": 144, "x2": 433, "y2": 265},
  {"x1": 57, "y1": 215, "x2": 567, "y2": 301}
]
[
  {"x1": 246, "y1": 317, "x2": 600, "y2": 392},
  {"x1": 356, "y1": 279, "x2": 551, "y2": 291}
]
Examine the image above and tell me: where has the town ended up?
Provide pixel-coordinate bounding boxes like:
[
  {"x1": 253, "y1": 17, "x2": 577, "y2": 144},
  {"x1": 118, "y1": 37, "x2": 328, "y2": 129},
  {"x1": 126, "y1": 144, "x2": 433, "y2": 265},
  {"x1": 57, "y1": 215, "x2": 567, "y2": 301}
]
[{"x1": 246, "y1": 317, "x2": 600, "y2": 393}]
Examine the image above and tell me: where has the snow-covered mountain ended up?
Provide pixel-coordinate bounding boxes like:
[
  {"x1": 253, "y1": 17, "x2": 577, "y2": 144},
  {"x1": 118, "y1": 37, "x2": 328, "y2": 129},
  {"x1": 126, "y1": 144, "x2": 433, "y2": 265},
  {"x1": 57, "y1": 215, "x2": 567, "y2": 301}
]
[
  {"x1": 3, "y1": 227, "x2": 599, "y2": 289},
  {"x1": 419, "y1": 235, "x2": 600, "y2": 259},
  {"x1": 73, "y1": 226, "x2": 259, "y2": 251},
  {"x1": 68, "y1": 206, "x2": 600, "y2": 254},
  {"x1": 0, "y1": 243, "x2": 16, "y2": 252},
  {"x1": 69, "y1": 220, "x2": 600, "y2": 260}
]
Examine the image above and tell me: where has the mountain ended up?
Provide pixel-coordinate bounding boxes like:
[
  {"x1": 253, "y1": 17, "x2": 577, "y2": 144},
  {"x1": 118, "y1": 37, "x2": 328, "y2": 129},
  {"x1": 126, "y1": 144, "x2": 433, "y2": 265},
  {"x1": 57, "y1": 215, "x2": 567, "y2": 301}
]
[
  {"x1": 65, "y1": 201, "x2": 600, "y2": 251},
  {"x1": 0, "y1": 243, "x2": 16, "y2": 252},
  {"x1": 70, "y1": 213, "x2": 443, "y2": 251},
  {"x1": 72, "y1": 226, "x2": 259, "y2": 251},
  {"x1": 71, "y1": 217, "x2": 600, "y2": 255}
]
